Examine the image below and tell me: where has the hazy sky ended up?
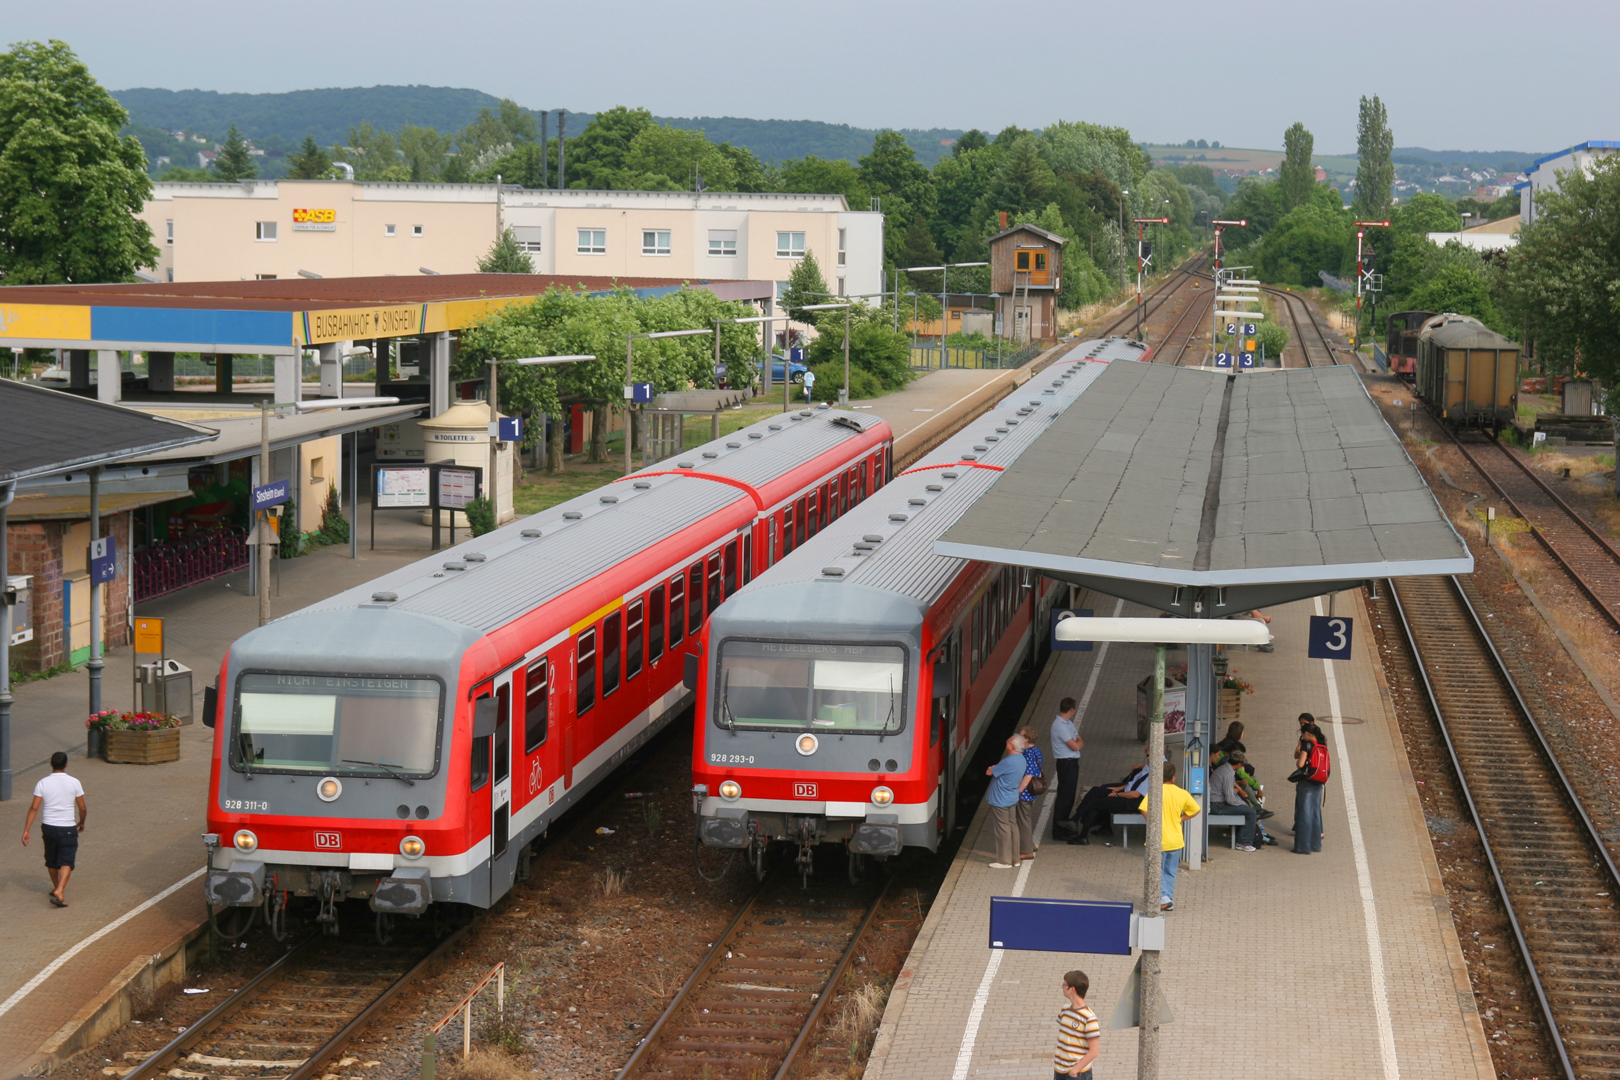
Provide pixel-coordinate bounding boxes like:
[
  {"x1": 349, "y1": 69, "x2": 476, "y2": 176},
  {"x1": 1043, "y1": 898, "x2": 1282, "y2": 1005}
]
[{"x1": 13, "y1": 0, "x2": 1613, "y2": 155}]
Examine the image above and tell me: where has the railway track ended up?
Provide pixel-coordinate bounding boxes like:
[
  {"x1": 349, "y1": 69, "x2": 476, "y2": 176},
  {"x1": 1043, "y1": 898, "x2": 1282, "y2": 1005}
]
[
  {"x1": 1263, "y1": 285, "x2": 1341, "y2": 368},
  {"x1": 1091, "y1": 252, "x2": 1209, "y2": 343},
  {"x1": 1385, "y1": 573, "x2": 1620, "y2": 1080},
  {"x1": 122, "y1": 923, "x2": 463, "y2": 1080},
  {"x1": 1447, "y1": 433, "x2": 1620, "y2": 633},
  {"x1": 618, "y1": 875, "x2": 889, "y2": 1079}
]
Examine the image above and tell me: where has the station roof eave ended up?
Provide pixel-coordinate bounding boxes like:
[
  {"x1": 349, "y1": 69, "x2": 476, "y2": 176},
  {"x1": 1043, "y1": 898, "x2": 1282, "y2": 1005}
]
[
  {"x1": 933, "y1": 360, "x2": 1473, "y2": 615},
  {"x1": 126, "y1": 402, "x2": 425, "y2": 467},
  {"x1": 0, "y1": 379, "x2": 217, "y2": 482}
]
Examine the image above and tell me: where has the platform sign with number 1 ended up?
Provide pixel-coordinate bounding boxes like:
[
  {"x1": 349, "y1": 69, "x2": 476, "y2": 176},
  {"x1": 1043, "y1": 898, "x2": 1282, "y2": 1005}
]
[{"x1": 1308, "y1": 615, "x2": 1353, "y2": 660}]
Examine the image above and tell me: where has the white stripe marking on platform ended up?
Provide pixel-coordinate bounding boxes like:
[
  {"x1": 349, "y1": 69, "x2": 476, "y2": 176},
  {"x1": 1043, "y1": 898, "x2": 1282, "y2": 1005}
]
[
  {"x1": 950, "y1": 600, "x2": 1122, "y2": 1080},
  {"x1": 0, "y1": 868, "x2": 204, "y2": 1021},
  {"x1": 1315, "y1": 595, "x2": 1400, "y2": 1079}
]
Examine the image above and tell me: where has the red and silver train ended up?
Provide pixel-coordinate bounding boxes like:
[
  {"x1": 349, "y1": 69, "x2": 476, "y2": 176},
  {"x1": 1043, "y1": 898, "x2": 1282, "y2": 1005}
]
[
  {"x1": 692, "y1": 338, "x2": 1146, "y2": 879},
  {"x1": 202, "y1": 405, "x2": 891, "y2": 935}
]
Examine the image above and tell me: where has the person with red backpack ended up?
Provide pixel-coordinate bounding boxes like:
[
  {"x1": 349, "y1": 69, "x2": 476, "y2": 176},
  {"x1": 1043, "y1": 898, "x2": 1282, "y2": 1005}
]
[{"x1": 1291, "y1": 712, "x2": 1329, "y2": 854}]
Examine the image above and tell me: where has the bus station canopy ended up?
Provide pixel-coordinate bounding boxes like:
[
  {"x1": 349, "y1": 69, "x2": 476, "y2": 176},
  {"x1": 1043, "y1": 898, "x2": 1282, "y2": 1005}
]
[{"x1": 934, "y1": 360, "x2": 1472, "y2": 614}]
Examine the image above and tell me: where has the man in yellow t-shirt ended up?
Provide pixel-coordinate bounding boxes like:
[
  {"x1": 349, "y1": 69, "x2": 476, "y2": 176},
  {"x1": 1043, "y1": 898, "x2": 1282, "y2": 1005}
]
[{"x1": 1139, "y1": 762, "x2": 1200, "y2": 912}]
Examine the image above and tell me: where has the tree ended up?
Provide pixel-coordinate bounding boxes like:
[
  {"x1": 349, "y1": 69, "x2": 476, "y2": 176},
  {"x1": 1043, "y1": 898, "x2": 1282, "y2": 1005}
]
[
  {"x1": 1279, "y1": 122, "x2": 1314, "y2": 210},
  {"x1": 1353, "y1": 95, "x2": 1394, "y2": 220},
  {"x1": 860, "y1": 131, "x2": 936, "y2": 222},
  {"x1": 399, "y1": 124, "x2": 452, "y2": 182},
  {"x1": 215, "y1": 123, "x2": 256, "y2": 181},
  {"x1": 0, "y1": 40, "x2": 158, "y2": 283},
  {"x1": 779, "y1": 156, "x2": 868, "y2": 204},
  {"x1": 807, "y1": 318, "x2": 911, "y2": 391},
  {"x1": 336, "y1": 123, "x2": 407, "y2": 181},
  {"x1": 286, "y1": 133, "x2": 331, "y2": 179},
  {"x1": 478, "y1": 229, "x2": 535, "y2": 274},
  {"x1": 1405, "y1": 263, "x2": 1498, "y2": 326},
  {"x1": 953, "y1": 129, "x2": 989, "y2": 156},
  {"x1": 982, "y1": 137, "x2": 1055, "y2": 223},
  {"x1": 780, "y1": 251, "x2": 830, "y2": 324},
  {"x1": 562, "y1": 106, "x2": 655, "y2": 189}
]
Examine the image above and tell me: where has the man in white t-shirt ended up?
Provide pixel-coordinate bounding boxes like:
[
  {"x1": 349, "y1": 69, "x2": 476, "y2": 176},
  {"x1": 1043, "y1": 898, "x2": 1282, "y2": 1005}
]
[
  {"x1": 21, "y1": 752, "x2": 87, "y2": 907},
  {"x1": 802, "y1": 368, "x2": 816, "y2": 403}
]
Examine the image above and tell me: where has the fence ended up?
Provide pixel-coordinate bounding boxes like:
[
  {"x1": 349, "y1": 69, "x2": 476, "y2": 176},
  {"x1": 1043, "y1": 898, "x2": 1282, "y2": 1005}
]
[
  {"x1": 420, "y1": 962, "x2": 505, "y2": 1078},
  {"x1": 133, "y1": 526, "x2": 249, "y2": 602}
]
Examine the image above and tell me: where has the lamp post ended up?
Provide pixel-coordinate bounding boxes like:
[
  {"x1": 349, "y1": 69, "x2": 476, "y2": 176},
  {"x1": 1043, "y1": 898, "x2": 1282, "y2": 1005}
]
[
  {"x1": 482, "y1": 356, "x2": 593, "y2": 527},
  {"x1": 728, "y1": 313, "x2": 793, "y2": 412},
  {"x1": 625, "y1": 330, "x2": 711, "y2": 475},
  {"x1": 903, "y1": 262, "x2": 988, "y2": 364},
  {"x1": 799, "y1": 302, "x2": 851, "y2": 405},
  {"x1": 1132, "y1": 218, "x2": 1170, "y2": 341},
  {"x1": 1053, "y1": 615, "x2": 1273, "y2": 1080}
]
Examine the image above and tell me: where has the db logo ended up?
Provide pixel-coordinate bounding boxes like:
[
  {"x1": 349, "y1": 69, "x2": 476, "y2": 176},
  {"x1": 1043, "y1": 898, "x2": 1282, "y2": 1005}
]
[
  {"x1": 313, "y1": 831, "x2": 342, "y2": 849},
  {"x1": 793, "y1": 782, "x2": 818, "y2": 798}
]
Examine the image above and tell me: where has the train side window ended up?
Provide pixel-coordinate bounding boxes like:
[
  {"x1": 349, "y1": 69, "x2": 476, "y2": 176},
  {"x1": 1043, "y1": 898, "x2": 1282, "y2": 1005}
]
[
  {"x1": 577, "y1": 629, "x2": 597, "y2": 715},
  {"x1": 669, "y1": 577, "x2": 686, "y2": 647},
  {"x1": 742, "y1": 534, "x2": 753, "y2": 585},
  {"x1": 874, "y1": 448, "x2": 885, "y2": 488},
  {"x1": 723, "y1": 540, "x2": 738, "y2": 596},
  {"x1": 524, "y1": 659, "x2": 549, "y2": 753},
  {"x1": 649, "y1": 586, "x2": 666, "y2": 660},
  {"x1": 795, "y1": 497, "x2": 807, "y2": 546},
  {"x1": 782, "y1": 507, "x2": 794, "y2": 555},
  {"x1": 805, "y1": 493, "x2": 818, "y2": 539},
  {"x1": 603, "y1": 611, "x2": 622, "y2": 696},
  {"x1": 688, "y1": 564, "x2": 704, "y2": 634},
  {"x1": 819, "y1": 483, "x2": 830, "y2": 529},
  {"x1": 494, "y1": 682, "x2": 511, "y2": 785},
  {"x1": 626, "y1": 600, "x2": 645, "y2": 679},
  {"x1": 930, "y1": 697, "x2": 943, "y2": 746},
  {"x1": 706, "y1": 552, "x2": 722, "y2": 614},
  {"x1": 860, "y1": 460, "x2": 869, "y2": 501},
  {"x1": 471, "y1": 692, "x2": 492, "y2": 791}
]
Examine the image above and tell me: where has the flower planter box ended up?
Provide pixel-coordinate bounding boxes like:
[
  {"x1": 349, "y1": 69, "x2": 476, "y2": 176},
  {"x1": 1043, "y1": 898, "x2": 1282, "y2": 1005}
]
[
  {"x1": 104, "y1": 728, "x2": 180, "y2": 764},
  {"x1": 1218, "y1": 687, "x2": 1243, "y2": 721}
]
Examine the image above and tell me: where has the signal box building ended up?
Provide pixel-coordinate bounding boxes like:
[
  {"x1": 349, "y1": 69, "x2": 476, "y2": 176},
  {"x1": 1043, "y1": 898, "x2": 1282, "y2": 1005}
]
[{"x1": 988, "y1": 223, "x2": 1067, "y2": 343}]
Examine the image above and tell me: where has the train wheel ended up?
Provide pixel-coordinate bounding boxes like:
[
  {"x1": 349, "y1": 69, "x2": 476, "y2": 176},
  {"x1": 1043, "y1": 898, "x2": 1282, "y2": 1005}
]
[
  {"x1": 752, "y1": 837, "x2": 769, "y2": 882},
  {"x1": 375, "y1": 911, "x2": 394, "y2": 946},
  {"x1": 268, "y1": 889, "x2": 288, "y2": 942},
  {"x1": 847, "y1": 851, "x2": 865, "y2": 885}
]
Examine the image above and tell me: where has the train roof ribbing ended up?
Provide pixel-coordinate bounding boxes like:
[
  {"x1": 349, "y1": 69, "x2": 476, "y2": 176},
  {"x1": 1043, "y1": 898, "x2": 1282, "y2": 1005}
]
[
  {"x1": 290, "y1": 406, "x2": 885, "y2": 635},
  {"x1": 727, "y1": 337, "x2": 1141, "y2": 608}
]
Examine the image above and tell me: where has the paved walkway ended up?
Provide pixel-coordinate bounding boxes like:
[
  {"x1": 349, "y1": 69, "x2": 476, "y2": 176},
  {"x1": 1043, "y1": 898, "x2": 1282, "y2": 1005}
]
[{"x1": 865, "y1": 593, "x2": 1495, "y2": 1080}]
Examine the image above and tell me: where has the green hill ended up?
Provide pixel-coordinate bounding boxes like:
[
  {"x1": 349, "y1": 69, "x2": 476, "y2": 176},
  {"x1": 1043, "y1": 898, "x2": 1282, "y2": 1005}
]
[{"x1": 111, "y1": 85, "x2": 963, "y2": 167}]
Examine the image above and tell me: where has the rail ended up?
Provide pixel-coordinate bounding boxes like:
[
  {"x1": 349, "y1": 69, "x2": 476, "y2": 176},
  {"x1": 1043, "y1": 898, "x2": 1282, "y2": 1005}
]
[
  {"x1": 421, "y1": 961, "x2": 506, "y2": 1076},
  {"x1": 1384, "y1": 574, "x2": 1620, "y2": 1079}
]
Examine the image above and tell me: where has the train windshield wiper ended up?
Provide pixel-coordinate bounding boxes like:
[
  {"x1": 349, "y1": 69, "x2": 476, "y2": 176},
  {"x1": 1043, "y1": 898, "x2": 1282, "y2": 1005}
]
[
  {"x1": 720, "y1": 671, "x2": 736, "y2": 731},
  {"x1": 341, "y1": 759, "x2": 416, "y2": 786},
  {"x1": 878, "y1": 674, "x2": 900, "y2": 739},
  {"x1": 237, "y1": 733, "x2": 255, "y2": 779}
]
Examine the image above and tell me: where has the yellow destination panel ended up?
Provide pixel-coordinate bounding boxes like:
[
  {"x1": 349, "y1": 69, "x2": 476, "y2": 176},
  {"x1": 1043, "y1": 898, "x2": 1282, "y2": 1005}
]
[{"x1": 0, "y1": 303, "x2": 91, "y2": 341}]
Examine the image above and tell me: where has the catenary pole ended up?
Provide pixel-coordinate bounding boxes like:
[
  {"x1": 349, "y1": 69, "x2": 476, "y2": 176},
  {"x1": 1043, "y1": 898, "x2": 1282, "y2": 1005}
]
[
  {"x1": 0, "y1": 474, "x2": 14, "y2": 799},
  {"x1": 1140, "y1": 642, "x2": 1167, "y2": 1079},
  {"x1": 87, "y1": 467, "x2": 102, "y2": 715}
]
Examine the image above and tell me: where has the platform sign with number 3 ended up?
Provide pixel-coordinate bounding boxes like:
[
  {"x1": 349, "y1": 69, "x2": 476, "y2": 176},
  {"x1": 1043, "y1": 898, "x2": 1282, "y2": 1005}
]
[{"x1": 1308, "y1": 615, "x2": 1353, "y2": 660}]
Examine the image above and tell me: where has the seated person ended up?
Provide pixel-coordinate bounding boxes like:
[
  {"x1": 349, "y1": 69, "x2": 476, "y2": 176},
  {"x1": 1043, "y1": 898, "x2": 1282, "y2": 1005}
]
[
  {"x1": 1211, "y1": 721, "x2": 1246, "y2": 764},
  {"x1": 1207, "y1": 751, "x2": 1260, "y2": 850},
  {"x1": 1066, "y1": 751, "x2": 1153, "y2": 845}
]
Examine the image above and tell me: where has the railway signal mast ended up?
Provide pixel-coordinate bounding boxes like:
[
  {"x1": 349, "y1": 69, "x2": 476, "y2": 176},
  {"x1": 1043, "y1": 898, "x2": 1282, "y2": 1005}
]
[
  {"x1": 1133, "y1": 217, "x2": 1170, "y2": 340},
  {"x1": 1353, "y1": 221, "x2": 1390, "y2": 352},
  {"x1": 1210, "y1": 218, "x2": 1247, "y2": 273}
]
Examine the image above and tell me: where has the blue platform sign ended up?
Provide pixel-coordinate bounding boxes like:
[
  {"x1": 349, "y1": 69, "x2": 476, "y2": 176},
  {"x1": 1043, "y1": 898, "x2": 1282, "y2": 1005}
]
[
  {"x1": 1214, "y1": 352, "x2": 1233, "y2": 369},
  {"x1": 789, "y1": 347, "x2": 806, "y2": 362},
  {"x1": 631, "y1": 382, "x2": 655, "y2": 403},
  {"x1": 1225, "y1": 323, "x2": 1236, "y2": 335},
  {"x1": 251, "y1": 479, "x2": 290, "y2": 511},
  {"x1": 990, "y1": 897, "x2": 1134, "y2": 955},
  {"x1": 1244, "y1": 322, "x2": 1257, "y2": 336},
  {"x1": 88, "y1": 536, "x2": 117, "y2": 584},
  {"x1": 1239, "y1": 351, "x2": 1255, "y2": 369},
  {"x1": 1052, "y1": 608, "x2": 1093, "y2": 652},
  {"x1": 491, "y1": 417, "x2": 523, "y2": 441},
  {"x1": 1308, "y1": 615, "x2": 1354, "y2": 660}
]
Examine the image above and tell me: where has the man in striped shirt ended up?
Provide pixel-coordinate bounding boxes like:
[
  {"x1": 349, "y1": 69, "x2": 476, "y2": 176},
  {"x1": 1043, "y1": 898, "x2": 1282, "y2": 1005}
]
[{"x1": 1054, "y1": 968, "x2": 1101, "y2": 1078}]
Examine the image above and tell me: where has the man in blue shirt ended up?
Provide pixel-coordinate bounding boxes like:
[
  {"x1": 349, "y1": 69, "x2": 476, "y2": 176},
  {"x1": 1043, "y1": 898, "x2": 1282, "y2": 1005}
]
[
  {"x1": 1049, "y1": 697, "x2": 1082, "y2": 840},
  {"x1": 985, "y1": 735, "x2": 1028, "y2": 868}
]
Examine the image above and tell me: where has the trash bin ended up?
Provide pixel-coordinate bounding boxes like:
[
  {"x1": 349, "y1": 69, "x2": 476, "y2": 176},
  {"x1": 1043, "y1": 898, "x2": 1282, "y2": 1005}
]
[{"x1": 140, "y1": 659, "x2": 194, "y2": 724}]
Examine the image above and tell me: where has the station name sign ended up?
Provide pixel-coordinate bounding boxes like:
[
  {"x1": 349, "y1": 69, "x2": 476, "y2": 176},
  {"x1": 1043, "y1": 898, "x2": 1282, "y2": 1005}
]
[
  {"x1": 292, "y1": 207, "x2": 337, "y2": 232},
  {"x1": 304, "y1": 305, "x2": 423, "y2": 344}
]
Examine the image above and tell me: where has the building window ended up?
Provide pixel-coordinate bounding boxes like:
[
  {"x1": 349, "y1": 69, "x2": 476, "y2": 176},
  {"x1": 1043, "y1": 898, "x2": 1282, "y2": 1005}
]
[
  {"x1": 837, "y1": 278, "x2": 845, "y2": 296},
  {"x1": 642, "y1": 229, "x2": 671, "y2": 256},
  {"x1": 165, "y1": 220, "x2": 174, "y2": 246},
  {"x1": 385, "y1": 224, "x2": 397, "y2": 237},
  {"x1": 255, "y1": 221, "x2": 277, "y2": 241},
  {"x1": 512, "y1": 226, "x2": 543, "y2": 253},
  {"x1": 708, "y1": 230, "x2": 737, "y2": 256},
  {"x1": 837, "y1": 227, "x2": 846, "y2": 266},
  {"x1": 165, "y1": 268, "x2": 174, "y2": 282},
  {"x1": 776, "y1": 231, "x2": 805, "y2": 258},
  {"x1": 577, "y1": 228, "x2": 606, "y2": 254},
  {"x1": 412, "y1": 225, "x2": 424, "y2": 237},
  {"x1": 255, "y1": 273, "x2": 277, "y2": 280},
  {"x1": 309, "y1": 457, "x2": 325, "y2": 483}
]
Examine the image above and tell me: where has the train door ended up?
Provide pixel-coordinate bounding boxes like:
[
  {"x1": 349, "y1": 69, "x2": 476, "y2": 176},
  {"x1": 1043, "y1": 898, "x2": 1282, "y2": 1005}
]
[
  {"x1": 489, "y1": 669, "x2": 517, "y2": 897},
  {"x1": 936, "y1": 631, "x2": 962, "y2": 837}
]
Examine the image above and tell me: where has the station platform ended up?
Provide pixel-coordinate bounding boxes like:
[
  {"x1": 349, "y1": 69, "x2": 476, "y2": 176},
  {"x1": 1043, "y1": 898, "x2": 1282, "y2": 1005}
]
[{"x1": 864, "y1": 593, "x2": 1496, "y2": 1080}]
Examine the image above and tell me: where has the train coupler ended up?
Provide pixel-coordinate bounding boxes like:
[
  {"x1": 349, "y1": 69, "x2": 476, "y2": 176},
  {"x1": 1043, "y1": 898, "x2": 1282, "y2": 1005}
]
[{"x1": 316, "y1": 870, "x2": 343, "y2": 933}]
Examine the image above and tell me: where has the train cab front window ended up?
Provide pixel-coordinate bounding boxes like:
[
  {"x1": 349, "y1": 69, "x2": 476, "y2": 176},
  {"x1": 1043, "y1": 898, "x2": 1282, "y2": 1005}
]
[
  {"x1": 716, "y1": 640, "x2": 906, "y2": 734},
  {"x1": 232, "y1": 673, "x2": 442, "y2": 777}
]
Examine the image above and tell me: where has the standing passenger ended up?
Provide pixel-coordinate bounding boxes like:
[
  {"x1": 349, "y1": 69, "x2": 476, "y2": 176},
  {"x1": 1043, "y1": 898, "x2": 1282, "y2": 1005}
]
[
  {"x1": 802, "y1": 368, "x2": 816, "y2": 403},
  {"x1": 21, "y1": 752, "x2": 87, "y2": 907},
  {"x1": 1053, "y1": 969, "x2": 1101, "y2": 1078},
  {"x1": 1017, "y1": 726, "x2": 1044, "y2": 862},
  {"x1": 1049, "y1": 698, "x2": 1082, "y2": 840},
  {"x1": 1141, "y1": 762, "x2": 1199, "y2": 911},
  {"x1": 1292, "y1": 714, "x2": 1327, "y2": 854},
  {"x1": 985, "y1": 735, "x2": 1027, "y2": 869}
]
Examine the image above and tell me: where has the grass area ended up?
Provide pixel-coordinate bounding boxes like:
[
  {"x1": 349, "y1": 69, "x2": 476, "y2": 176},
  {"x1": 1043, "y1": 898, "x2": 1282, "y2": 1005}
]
[{"x1": 509, "y1": 404, "x2": 793, "y2": 515}]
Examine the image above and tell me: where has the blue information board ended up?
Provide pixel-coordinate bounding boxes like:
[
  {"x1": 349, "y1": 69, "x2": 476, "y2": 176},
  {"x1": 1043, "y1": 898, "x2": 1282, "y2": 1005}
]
[
  {"x1": 1308, "y1": 615, "x2": 1354, "y2": 660},
  {"x1": 252, "y1": 479, "x2": 290, "y2": 511},
  {"x1": 989, "y1": 897, "x2": 1134, "y2": 955},
  {"x1": 89, "y1": 536, "x2": 117, "y2": 584},
  {"x1": 1051, "y1": 608, "x2": 1093, "y2": 652}
]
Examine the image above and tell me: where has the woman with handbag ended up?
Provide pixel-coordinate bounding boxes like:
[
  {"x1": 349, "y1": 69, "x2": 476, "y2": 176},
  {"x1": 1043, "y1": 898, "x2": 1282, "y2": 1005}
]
[
  {"x1": 1018, "y1": 726, "x2": 1047, "y2": 862},
  {"x1": 1290, "y1": 713, "x2": 1328, "y2": 854}
]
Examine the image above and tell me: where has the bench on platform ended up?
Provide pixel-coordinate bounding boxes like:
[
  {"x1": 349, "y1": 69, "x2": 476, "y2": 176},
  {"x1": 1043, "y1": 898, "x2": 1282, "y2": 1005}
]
[{"x1": 1112, "y1": 812, "x2": 1250, "y2": 849}]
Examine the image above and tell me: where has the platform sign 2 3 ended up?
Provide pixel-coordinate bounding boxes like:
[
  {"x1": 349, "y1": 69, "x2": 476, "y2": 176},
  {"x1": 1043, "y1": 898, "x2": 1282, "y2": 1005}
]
[{"x1": 1307, "y1": 615, "x2": 1353, "y2": 661}]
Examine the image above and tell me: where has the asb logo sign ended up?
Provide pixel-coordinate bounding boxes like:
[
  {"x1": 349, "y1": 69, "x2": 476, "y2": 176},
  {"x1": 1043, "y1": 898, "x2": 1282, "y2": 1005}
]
[
  {"x1": 313, "y1": 831, "x2": 342, "y2": 850},
  {"x1": 293, "y1": 208, "x2": 337, "y2": 232},
  {"x1": 793, "y1": 782, "x2": 818, "y2": 799}
]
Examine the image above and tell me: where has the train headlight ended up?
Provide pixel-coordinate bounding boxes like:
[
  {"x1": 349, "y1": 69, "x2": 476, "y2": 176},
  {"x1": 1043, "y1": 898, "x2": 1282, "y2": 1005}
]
[
  {"x1": 317, "y1": 777, "x2": 343, "y2": 802},
  {"x1": 871, "y1": 786, "x2": 895, "y2": 806},
  {"x1": 400, "y1": 836, "x2": 426, "y2": 860},
  {"x1": 795, "y1": 733, "x2": 819, "y2": 756},
  {"x1": 232, "y1": 829, "x2": 258, "y2": 853},
  {"x1": 719, "y1": 780, "x2": 742, "y2": 801}
]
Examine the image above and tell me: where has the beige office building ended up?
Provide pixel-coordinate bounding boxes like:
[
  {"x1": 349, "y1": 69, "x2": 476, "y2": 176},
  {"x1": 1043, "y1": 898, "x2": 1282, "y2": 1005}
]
[{"x1": 142, "y1": 181, "x2": 883, "y2": 300}]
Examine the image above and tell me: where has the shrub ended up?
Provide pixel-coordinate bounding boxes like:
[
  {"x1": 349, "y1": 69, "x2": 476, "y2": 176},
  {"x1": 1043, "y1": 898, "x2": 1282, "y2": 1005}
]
[
  {"x1": 809, "y1": 361, "x2": 883, "y2": 403},
  {"x1": 464, "y1": 496, "x2": 496, "y2": 537},
  {"x1": 808, "y1": 321, "x2": 912, "y2": 391},
  {"x1": 316, "y1": 484, "x2": 349, "y2": 545}
]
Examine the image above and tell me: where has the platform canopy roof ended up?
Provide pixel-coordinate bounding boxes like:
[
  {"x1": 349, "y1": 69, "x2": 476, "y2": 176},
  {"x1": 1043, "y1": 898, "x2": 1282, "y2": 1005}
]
[
  {"x1": 934, "y1": 360, "x2": 1472, "y2": 614},
  {"x1": 0, "y1": 379, "x2": 216, "y2": 483}
]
